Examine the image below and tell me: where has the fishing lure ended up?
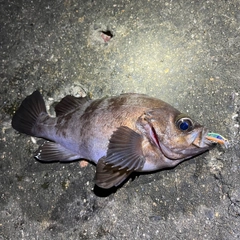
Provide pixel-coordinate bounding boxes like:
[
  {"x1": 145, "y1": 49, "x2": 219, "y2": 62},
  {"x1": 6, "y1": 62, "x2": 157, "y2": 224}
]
[{"x1": 206, "y1": 132, "x2": 229, "y2": 148}]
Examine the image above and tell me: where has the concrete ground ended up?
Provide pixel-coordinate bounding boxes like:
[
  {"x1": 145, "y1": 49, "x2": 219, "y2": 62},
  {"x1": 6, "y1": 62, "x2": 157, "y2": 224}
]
[{"x1": 1, "y1": 0, "x2": 240, "y2": 239}]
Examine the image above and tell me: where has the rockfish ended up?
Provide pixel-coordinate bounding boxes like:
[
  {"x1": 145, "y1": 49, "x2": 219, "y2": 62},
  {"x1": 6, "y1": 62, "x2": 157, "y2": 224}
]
[{"x1": 12, "y1": 91, "x2": 214, "y2": 188}]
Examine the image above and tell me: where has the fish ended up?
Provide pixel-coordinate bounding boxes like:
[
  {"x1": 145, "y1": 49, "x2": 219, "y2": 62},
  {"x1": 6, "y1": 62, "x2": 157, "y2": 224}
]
[{"x1": 12, "y1": 91, "x2": 215, "y2": 189}]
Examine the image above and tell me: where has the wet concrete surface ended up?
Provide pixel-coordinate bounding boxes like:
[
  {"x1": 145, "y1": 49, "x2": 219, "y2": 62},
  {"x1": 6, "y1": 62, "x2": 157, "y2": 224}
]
[{"x1": 1, "y1": 0, "x2": 240, "y2": 239}]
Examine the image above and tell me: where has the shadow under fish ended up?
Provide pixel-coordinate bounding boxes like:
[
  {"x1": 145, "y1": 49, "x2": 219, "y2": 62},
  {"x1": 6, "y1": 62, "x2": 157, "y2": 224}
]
[{"x1": 12, "y1": 91, "x2": 216, "y2": 189}]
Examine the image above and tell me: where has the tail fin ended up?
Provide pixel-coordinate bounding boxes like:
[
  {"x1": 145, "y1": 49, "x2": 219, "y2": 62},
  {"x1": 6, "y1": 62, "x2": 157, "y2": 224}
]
[{"x1": 12, "y1": 91, "x2": 47, "y2": 136}]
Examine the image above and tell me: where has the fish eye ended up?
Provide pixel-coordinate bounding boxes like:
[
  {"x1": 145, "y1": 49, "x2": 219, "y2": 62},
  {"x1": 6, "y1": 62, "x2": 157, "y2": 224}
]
[{"x1": 175, "y1": 115, "x2": 194, "y2": 131}]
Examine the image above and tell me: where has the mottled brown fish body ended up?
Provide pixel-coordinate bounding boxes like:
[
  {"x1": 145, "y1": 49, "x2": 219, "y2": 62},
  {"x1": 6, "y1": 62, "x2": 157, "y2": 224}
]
[
  {"x1": 12, "y1": 91, "x2": 214, "y2": 189},
  {"x1": 60, "y1": 94, "x2": 178, "y2": 163}
]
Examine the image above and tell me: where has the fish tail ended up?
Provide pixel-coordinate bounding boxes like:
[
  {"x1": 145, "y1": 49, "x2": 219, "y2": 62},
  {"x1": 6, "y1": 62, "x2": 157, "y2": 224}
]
[{"x1": 12, "y1": 90, "x2": 48, "y2": 136}]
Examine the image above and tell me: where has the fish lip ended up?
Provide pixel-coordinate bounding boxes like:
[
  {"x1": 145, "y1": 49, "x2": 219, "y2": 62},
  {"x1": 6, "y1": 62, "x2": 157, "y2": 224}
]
[{"x1": 192, "y1": 127, "x2": 215, "y2": 148}]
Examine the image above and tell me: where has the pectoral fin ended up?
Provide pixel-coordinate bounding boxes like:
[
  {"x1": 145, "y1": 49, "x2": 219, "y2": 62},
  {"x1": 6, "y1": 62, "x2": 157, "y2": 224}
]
[
  {"x1": 95, "y1": 157, "x2": 133, "y2": 189},
  {"x1": 35, "y1": 141, "x2": 80, "y2": 162},
  {"x1": 105, "y1": 126, "x2": 145, "y2": 170},
  {"x1": 95, "y1": 126, "x2": 145, "y2": 189}
]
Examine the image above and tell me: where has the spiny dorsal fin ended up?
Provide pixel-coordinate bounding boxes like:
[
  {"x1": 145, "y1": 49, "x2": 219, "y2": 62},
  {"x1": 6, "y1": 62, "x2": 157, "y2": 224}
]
[{"x1": 55, "y1": 95, "x2": 90, "y2": 116}]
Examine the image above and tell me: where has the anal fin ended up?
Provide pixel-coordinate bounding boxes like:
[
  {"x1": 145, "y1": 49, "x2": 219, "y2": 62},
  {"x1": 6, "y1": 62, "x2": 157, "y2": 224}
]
[
  {"x1": 95, "y1": 157, "x2": 133, "y2": 189},
  {"x1": 35, "y1": 141, "x2": 80, "y2": 162}
]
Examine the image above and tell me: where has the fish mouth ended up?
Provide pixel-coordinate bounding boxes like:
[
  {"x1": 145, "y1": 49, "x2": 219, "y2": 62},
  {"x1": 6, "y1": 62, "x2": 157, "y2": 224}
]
[
  {"x1": 192, "y1": 127, "x2": 214, "y2": 148},
  {"x1": 158, "y1": 127, "x2": 215, "y2": 160}
]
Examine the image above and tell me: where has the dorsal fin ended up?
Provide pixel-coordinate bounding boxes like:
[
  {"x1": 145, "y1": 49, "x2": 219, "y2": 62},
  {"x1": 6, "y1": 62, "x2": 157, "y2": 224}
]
[{"x1": 55, "y1": 95, "x2": 89, "y2": 116}]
